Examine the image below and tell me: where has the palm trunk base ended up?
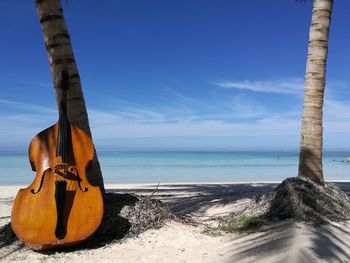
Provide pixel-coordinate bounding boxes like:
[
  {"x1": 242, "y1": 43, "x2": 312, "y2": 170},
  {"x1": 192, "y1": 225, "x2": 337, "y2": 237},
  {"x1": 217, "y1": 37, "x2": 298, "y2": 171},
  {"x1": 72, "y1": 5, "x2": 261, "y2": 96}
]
[{"x1": 298, "y1": 147, "x2": 324, "y2": 186}]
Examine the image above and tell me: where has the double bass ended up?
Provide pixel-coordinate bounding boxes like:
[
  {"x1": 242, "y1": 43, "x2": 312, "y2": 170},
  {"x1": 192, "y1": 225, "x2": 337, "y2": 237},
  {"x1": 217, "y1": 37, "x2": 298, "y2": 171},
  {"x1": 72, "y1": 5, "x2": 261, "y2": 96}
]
[{"x1": 11, "y1": 70, "x2": 104, "y2": 250}]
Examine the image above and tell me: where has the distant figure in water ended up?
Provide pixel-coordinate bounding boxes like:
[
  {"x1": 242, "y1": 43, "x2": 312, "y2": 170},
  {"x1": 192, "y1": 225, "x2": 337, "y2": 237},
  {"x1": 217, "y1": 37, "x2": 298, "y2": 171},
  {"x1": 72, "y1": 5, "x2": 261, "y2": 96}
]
[
  {"x1": 332, "y1": 158, "x2": 350, "y2": 163},
  {"x1": 277, "y1": 156, "x2": 280, "y2": 160}
]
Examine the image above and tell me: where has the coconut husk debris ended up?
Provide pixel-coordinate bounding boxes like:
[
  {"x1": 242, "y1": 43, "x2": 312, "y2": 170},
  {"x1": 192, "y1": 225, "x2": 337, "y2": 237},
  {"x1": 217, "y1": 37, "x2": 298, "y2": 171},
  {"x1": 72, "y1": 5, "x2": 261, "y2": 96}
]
[{"x1": 228, "y1": 177, "x2": 350, "y2": 224}]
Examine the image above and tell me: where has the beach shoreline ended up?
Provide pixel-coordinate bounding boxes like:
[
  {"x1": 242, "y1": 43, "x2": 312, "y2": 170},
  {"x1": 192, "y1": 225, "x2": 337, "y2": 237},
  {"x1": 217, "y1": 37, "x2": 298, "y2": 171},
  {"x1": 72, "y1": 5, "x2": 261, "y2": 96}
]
[
  {"x1": 2, "y1": 151, "x2": 350, "y2": 186},
  {"x1": 2, "y1": 181, "x2": 350, "y2": 262}
]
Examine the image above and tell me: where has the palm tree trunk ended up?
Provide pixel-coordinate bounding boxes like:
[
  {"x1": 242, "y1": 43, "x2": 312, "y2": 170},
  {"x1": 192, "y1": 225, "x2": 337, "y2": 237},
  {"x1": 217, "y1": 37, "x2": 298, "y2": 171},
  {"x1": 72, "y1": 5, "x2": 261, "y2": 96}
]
[
  {"x1": 34, "y1": 0, "x2": 105, "y2": 192},
  {"x1": 298, "y1": 0, "x2": 333, "y2": 186}
]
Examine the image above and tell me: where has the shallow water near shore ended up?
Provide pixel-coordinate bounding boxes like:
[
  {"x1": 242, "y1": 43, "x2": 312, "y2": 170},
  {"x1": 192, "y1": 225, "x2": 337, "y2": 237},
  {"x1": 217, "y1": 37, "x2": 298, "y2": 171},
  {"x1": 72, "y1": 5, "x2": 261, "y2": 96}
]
[{"x1": 0, "y1": 151, "x2": 349, "y2": 185}]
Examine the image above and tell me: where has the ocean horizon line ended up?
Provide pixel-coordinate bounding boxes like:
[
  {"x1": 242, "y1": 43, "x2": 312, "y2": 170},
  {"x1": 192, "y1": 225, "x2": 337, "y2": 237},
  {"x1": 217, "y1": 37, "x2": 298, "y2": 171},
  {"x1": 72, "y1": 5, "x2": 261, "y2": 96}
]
[{"x1": 0, "y1": 149, "x2": 350, "y2": 155}]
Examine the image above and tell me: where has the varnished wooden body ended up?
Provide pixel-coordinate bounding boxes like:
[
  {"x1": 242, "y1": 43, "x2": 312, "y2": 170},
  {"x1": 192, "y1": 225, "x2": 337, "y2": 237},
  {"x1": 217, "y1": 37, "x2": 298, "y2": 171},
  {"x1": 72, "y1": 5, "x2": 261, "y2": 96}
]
[{"x1": 11, "y1": 123, "x2": 104, "y2": 250}]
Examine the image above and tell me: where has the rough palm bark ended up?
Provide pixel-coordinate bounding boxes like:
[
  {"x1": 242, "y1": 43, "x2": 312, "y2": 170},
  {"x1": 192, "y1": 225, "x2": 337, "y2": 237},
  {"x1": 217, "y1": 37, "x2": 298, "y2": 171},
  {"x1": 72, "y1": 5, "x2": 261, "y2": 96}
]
[
  {"x1": 34, "y1": 0, "x2": 105, "y2": 192},
  {"x1": 298, "y1": 0, "x2": 333, "y2": 186}
]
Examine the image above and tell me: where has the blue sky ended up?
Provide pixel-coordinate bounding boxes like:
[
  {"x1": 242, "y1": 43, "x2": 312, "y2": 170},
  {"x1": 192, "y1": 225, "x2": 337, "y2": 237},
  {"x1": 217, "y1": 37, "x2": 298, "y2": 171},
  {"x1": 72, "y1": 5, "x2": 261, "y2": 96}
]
[{"x1": 1, "y1": 0, "x2": 350, "y2": 151}]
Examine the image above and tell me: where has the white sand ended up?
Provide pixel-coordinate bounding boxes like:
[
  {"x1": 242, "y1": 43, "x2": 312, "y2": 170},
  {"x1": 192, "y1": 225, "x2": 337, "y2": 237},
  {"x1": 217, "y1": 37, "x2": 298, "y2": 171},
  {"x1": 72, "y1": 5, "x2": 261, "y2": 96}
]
[{"x1": 1, "y1": 182, "x2": 350, "y2": 262}]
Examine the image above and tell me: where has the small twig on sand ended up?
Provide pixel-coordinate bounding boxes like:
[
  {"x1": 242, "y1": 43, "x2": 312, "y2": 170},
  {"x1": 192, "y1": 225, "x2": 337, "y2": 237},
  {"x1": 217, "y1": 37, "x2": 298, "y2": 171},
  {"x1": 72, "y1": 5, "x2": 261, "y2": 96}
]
[{"x1": 150, "y1": 182, "x2": 161, "y2": 197}]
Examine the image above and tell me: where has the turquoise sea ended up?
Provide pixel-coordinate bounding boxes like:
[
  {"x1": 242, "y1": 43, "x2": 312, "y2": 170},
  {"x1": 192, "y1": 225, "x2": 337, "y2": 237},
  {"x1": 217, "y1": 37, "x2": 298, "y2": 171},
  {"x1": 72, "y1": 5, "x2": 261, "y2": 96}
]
[{"x1": 0, "y1": 151, "x2": 350, "y2": 185}]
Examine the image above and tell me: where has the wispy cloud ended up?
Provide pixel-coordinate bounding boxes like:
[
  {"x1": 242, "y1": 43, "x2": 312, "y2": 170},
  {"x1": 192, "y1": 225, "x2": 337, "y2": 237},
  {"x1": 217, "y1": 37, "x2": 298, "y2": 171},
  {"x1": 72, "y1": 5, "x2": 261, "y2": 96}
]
[
  {"x1": 19, "y1": 81, "x2": 53, "y2": 89},
  {"x1": 91, "y1": 118, "x2": 301, "y2": 139},
  {"x1": 323, "y1": 98, "x2": 350, "y2": 134},
  {"x1": 215, "y1": 78, "x2": 304, "y2": 95},
  {"x1": 227, "y1": 95, "x2": 266, "y2": 119},
  {"x1": 0, "y1": 99, "x2": 56, "y2": 114},
  {"x1": 86, "y1": 92, "x2": 301, "y2": 139},
  {"x1": 1, "y1": 78, "x2": 350, "y2": 150},
  {"x1": 0, "y1": 99, "x2": 57, "y2": 148},
  {"x1": 324, "y1": 98, "x2": 350, "y2": 121}
]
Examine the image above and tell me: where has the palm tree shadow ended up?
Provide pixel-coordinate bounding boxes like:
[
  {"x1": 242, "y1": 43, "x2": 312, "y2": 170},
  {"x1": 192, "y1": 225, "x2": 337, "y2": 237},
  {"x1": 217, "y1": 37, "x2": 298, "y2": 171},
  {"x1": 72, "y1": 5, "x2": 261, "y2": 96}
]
[
  {"x1": 222, "y1": 220, "x2": 302, "y2": 262},
  {"x1": 0, "y1": 223, "x2": 18, "y2": 250},
  {"x1": 107, "y1": 183, "x2": 278, "y2": 219},
  {"x1": 0, "y1": 223, "x2": 24, "y2": 261},
  {"x1": 3, "y1": 181, "x2": 350, "y2": 260},
  {"x1": 221, "y1": 219, "x2": 350, "y2": 262},
  {"x1": 111, "y1": 172, "x2": 350, "y2": 262},
  {"x1": 309, "y1": 222, "x2": 350, "y2": 262}
]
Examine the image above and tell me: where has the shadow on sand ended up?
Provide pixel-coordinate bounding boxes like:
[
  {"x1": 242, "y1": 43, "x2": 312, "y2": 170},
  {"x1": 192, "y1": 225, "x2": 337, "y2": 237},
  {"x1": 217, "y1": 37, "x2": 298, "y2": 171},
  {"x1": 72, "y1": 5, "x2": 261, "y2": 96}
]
[
  {"x1": 2, "y1": 182, "x2": 350, "y2": 261},
  {"x1": 107, "y1": 183, "x2": 278, "y2": 218},
  {"x1": 109, "y1": 182, "x2": 350, "y2": 262},
  {"x1": 219, "y1": 218, "x2": 350, "y2": 263}
]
